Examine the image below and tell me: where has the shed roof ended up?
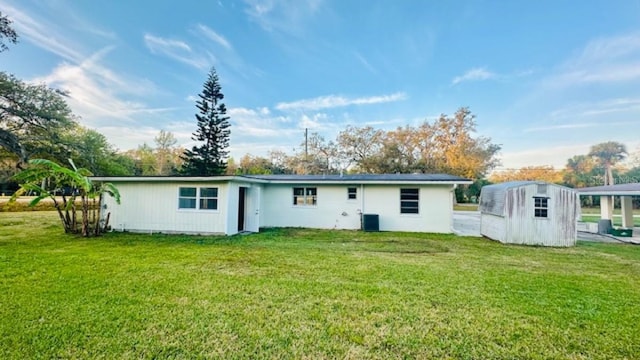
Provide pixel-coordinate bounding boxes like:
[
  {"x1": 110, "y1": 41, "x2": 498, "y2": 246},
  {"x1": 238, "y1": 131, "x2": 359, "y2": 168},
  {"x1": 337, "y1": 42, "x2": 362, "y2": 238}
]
[{"x1": 577, "y1": 183, "x2": 640, "y2": 196}]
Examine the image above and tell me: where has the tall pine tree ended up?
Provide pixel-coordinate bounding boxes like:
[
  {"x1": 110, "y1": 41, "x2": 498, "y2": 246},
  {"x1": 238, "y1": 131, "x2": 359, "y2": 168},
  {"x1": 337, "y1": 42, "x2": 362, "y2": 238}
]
[{"x1": 180, "y1": 67, "x2": 231, "y2": 176}]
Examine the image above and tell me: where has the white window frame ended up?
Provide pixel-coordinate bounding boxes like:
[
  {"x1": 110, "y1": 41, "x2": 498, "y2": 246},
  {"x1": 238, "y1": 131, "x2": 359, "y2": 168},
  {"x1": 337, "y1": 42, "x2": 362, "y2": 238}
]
[
  {"x1": 347, "y1": 187, "x2": 357, "y2": 200},
  {"x1": 400, "y1": 188, "x2": 420, "y2": 214},
  {"x1": 293, "y1": 187, "x2": 317, "y2": 206},
  {"x1": 533, "y1": 196, "x2": 548, "y2": 218},
  {"x1": 178, "y1": 187, "x2": 219, "y2": 211}
]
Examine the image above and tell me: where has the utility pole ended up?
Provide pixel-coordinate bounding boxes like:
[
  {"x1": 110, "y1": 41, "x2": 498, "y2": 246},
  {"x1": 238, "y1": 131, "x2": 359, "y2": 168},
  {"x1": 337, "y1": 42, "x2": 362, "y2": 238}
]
[{"x1": 304, "y1": 128, "x2": 308, "y2": 174}]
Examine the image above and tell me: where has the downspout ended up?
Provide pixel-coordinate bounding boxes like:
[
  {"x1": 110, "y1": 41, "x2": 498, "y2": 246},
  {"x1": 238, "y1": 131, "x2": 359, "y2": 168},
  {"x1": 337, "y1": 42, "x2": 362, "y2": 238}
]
[{"x1": 360, "y1": 183, "x2": 365, "y2": 229}]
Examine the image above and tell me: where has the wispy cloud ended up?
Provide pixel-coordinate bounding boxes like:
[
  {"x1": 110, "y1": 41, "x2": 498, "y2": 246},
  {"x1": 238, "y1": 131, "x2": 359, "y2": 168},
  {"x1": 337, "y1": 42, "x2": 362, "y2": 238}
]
[
  {"x1": 276, "y1": 92, "x2": 407, "y2": 111},
  {"x1": 144, "y1": 34, "x2": 212, "y2": 69},
  {"x1": 195, "y1": 24, "x2": 232, "y2": 50},
  {"x1": 32, "y1": 47, "x2": 172, "y2": 128},
  {"x1": 550, "y1": 97, "x2": 640, "y2": 119},
  {"x1": 354, "y1": 51, "x2": 377, "y2": 74},
  {"x1": 551, "y1": 32, "x2": 640, "y2": 86},
  {"x1": 243, "y1": 0, "x2": 323, "y2": 36},
  {"x1": 451, "y1": 67, "x2": 495, "y2": 85},
  {"x1": 524, "y1": 120, "x2": 639, "y2": 133},
  {"x1": 229, "y1": 106, "x2": 296, "y2": 138},
  {"x1": 1, "y1": 3, "x2": 83, "y2": 62}
]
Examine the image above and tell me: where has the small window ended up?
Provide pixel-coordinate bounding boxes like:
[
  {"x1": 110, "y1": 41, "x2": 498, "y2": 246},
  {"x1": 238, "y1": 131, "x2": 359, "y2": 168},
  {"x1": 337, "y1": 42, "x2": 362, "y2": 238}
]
[
  {"x1": 293, "y1": 187, "x2": 317, "y2": 206},
  {"x1": 179, "y1": 187, "x2": 197, "y2": 209},
  {"x1": 400, "y1": 188, "x2": 419, "y2": 214},
  {"x1": 179, "y1": 187, "x2": 218, "y2": 210},
  {"x1": 199, "y1": 187, "x2": 218, "y2": 210},
  {"x1": 347, "y1": 187, "x2": 357, "y2": 200},
  {"x1": 534, "y1": 196, "x2": 548, "y2": 218}
]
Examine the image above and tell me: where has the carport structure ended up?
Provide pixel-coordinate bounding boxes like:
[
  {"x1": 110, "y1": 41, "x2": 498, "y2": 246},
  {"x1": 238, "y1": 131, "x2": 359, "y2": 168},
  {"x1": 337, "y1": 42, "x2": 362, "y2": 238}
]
[{"x1": 577, "y1": 183, "x2": 640, "y2": 228}]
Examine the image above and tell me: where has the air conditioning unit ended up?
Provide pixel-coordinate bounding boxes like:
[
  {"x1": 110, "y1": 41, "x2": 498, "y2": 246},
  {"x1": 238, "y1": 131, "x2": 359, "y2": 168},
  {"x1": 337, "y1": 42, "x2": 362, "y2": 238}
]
[{"x1": 362, "y1": 214, "x2": 379, "y2": 232}]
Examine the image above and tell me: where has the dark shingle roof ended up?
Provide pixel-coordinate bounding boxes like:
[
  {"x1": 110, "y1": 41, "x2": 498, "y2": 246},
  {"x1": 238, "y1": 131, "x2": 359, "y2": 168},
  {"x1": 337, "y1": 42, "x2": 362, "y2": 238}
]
[{"x1": 245, "y1": 173, "x2": 471, "y2": 183}]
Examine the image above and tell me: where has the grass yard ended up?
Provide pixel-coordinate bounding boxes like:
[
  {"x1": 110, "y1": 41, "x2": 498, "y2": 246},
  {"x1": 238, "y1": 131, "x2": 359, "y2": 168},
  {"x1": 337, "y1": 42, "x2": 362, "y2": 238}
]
[{"x1": 1, "y1": 212, "x2": 639, "y2": 359}]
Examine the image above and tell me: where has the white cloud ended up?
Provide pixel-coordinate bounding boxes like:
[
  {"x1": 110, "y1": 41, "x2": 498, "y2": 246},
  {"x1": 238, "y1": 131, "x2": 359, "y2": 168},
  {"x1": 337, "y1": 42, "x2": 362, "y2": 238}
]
[
  {"x1": 195, "y1": 24, "x2": 232, "y2": 50},
  {"x1": 229, "y1": 106, "x2": 296, "y2": 138},
  {"x1": 144, "y1": 34, "x2": 211, "y2": 69},
  {"x1": 243, "y1": 0, "x2": 323, "y2": 35},
  {"x1": 550, "y1": 97, "x2": 640, "y2": 119},
  {"x1": 1, "y1": 4, "x2": 83, "y2": 62},
  {"x1": 354, "y1": 51, "x2": 377, "y2": 74},
  {"x1": 276, "y1": 92, "x2": 407, "y2": 111},
  {"x1": 451, "y1": 67, "x2": 495, "y2": 85},
  {"x1": 550, "y1": 32, "x2": 640, "y2": 86},
  {"x1": 31, "y1": 47, "x2": 174, "y2": 135}
]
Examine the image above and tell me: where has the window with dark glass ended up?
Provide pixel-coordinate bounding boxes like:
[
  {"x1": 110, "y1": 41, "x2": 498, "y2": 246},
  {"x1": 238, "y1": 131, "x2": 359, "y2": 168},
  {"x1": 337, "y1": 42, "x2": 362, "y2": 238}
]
[
  {"x1": 347, "y1": 187, "x2": 357, "y2": 200},
  {"x1": 199, "y1": 187, "x2": 218, "y2": 210},
  {"x1": 293, "y1": 187, "x2": 317, "y2": 206},
  {"x1": 534, "y1": 196, "x2": 548, "y2": 218},
  {"x1": 178, "y1": 187, "x2": 218, "y2": 210},
  {"x1": 400, "y1": 188, "x2": 419, "y2": 214},
  {"x1": 178, "y1": 187, "x2": 197, "y2": 209}
]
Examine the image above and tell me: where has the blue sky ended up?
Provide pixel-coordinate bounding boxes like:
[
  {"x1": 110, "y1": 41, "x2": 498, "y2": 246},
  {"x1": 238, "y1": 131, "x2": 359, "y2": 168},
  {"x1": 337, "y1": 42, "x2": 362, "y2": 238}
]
[{"x1": 2, "y1": 0, "x2": 640, "y2": 171}]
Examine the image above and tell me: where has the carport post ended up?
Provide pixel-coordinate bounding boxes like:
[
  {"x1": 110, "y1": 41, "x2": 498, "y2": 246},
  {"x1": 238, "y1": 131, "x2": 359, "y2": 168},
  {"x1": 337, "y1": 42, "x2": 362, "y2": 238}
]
[
  {"x1": 621, "y1": 196, "x2": 634, "y2": 228},
  {"x1": 600, "y1": 195, "x2": 614, "y2": 220}
]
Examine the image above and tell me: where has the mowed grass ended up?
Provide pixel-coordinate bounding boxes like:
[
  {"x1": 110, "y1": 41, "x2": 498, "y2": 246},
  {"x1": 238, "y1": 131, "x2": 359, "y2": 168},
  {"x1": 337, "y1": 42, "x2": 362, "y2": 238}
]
[{"x1": 1, "y1": 213, "x2": 639, "y2": 359}]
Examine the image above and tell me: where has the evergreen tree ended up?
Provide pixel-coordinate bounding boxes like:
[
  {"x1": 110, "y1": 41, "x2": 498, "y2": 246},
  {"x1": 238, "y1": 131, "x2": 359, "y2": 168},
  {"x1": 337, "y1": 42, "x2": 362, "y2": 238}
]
[{"x1": 180, "y1": 67, "x2": 231, "y2": 175}]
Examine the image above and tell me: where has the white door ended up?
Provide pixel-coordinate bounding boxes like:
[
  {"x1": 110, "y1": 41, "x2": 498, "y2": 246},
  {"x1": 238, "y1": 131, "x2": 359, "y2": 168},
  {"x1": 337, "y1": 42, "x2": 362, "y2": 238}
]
[{"x1": 245, "y1": 186, "x2": 261, "y2": 232}]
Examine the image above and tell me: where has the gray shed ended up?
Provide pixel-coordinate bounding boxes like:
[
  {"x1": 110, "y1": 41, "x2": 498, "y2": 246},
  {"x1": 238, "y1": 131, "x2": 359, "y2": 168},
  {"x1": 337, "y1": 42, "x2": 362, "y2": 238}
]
[{"x1": 479, "y1": 181, "x2": 579, "y2": 247}]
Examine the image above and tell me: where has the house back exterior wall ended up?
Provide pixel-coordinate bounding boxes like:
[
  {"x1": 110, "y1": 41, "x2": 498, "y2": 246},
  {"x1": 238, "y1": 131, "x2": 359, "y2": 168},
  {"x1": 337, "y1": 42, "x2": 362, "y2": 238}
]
[
  {"x1": 260, "y1": 184, "x2": 362, "y2": 230},
  {"x1": 103, "y1": 182, "x2": 229, "y2": 234},
  {"x1": 260, "y1": 183, "x2": 454, "y2": 233}
]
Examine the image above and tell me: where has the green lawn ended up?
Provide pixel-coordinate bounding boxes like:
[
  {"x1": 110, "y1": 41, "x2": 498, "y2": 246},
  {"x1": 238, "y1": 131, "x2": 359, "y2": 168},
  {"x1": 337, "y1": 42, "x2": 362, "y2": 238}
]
[{"x1": 1, "y1": 212, "x2": 639, "y2": 359}]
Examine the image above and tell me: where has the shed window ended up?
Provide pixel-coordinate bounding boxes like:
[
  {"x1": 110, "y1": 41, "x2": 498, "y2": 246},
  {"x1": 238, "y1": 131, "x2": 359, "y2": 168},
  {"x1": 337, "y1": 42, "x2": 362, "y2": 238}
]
[
  {"x1": 179, "y1": 187, "x2": 218, "y2": 210},
  {"x1": 347, "y1": 187, "x2": 357, "y2": 200},
  {"x1": 534, "y1": 196, "x2": 548, "y2": 218},
  {"x1": 293, "y1": 187, "x2": 317, "y2": 206},
  {"x1": 400, "y1": 188, "x2": 419, "y2": 214}
]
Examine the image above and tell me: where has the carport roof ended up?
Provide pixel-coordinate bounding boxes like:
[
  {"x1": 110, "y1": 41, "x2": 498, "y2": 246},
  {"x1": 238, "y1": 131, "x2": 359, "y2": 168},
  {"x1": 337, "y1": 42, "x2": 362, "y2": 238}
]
[{"x1": 577, "y1": 183, "x2": 640, "y2": 196}]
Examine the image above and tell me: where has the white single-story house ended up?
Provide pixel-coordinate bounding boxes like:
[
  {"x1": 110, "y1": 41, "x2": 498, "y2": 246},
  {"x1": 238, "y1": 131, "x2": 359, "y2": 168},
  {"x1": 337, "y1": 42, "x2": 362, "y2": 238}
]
[
  {"x1": 91, "y1": 174, "x2": 472, "y2": 235},
  {"x1": 479, "y1": 181, "x2": 580, "y2": 247}
]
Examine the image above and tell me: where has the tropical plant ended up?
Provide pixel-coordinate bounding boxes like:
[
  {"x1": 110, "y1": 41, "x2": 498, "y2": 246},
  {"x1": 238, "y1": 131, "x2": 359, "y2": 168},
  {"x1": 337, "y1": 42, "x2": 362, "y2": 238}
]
[{"x1": 10, "y1": 159, "x2": 120, "y2": 236}]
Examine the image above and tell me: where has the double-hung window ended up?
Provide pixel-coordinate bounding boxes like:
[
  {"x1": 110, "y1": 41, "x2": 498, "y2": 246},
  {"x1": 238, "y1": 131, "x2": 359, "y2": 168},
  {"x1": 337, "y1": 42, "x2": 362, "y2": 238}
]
[
  {"x1": 347, "y1": 187, "x2": 357, "y2": 200},
  {"x1": 178, "y1": 187, "x2": 218, "y2": 210},
  {"x1": 400, "y1": 188, "x2": 419, "y2": 214},
  {"x1": 533, "y1": 196, "x2": 548, "y2": 218},
  {"x1": 293, "y1": 187, "x2": 317, "y2": 206}
]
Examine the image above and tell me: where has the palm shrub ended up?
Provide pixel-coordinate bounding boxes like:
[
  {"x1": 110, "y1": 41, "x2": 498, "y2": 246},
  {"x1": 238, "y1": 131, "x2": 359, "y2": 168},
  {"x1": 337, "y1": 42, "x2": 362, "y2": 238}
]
[{"x1": 10, "y1": 159, "x2": 120, "y2": 236}]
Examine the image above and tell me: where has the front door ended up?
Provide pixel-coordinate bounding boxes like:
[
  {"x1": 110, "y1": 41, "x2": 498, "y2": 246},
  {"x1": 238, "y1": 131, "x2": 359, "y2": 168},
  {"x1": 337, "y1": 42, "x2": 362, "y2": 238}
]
[{"x1": 237, "y1": 187, "x2": 246, "y2": 232}]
